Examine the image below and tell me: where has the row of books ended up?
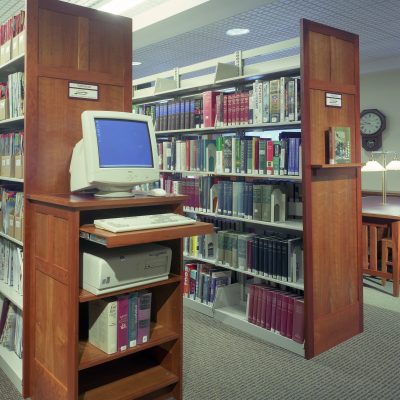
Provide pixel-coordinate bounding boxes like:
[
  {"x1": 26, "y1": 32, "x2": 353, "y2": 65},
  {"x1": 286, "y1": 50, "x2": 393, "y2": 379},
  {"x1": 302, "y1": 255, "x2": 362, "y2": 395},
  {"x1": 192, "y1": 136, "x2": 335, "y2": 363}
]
[
  {"x1": 134, "y1": 76, "x2": 300, "y2": 131},
  {"x1": 0, "y1": 297, "x2": 22, "y2": 358},
  {"x1": 0, "y1": 10, "x2": 25, "y2": 65},
  {"x1": 1, "y1": 189, "x2": 24, "y2": 241},
  {"x1": 183, "y1": 262, "x2": 232, "y2": 305},
  {"x1": 0, "y1": 10, "x2": 25, "y2": 45},
  {"x1": 161, "y1": 174, "x2": 301, "y2": 223},
  {"x1": 0, "y1": 131, "x2": 23, "y2": 156},
  {"x1": 184, "y1": 226, "x2": 303, "y2": 284},
  {"x1": 0, "y1": 72, "x2": 25, "y2": 120},
  {"x1": 0, "y1": 238, "x2": 23, "y2": 296},
  {"x1": 158, "y1": 133, "x2": 302, "y2": 176},
  {"x1": 88, "y1": 290, "x2": 152, "y2": 355},
  {"x1": 247, "y1": 284, "x2": 304, "y2": 343}
]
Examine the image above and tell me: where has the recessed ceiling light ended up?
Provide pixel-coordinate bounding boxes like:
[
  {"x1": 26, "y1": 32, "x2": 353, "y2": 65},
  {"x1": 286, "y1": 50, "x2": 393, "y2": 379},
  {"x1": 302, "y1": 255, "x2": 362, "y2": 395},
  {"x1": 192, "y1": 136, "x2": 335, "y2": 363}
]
[
  {"x1": 132, "y1": 61, "x2": 142, "y2": 66},
  {"x1": 226, "y1": 28, "x2": 250, "y2": 36}
]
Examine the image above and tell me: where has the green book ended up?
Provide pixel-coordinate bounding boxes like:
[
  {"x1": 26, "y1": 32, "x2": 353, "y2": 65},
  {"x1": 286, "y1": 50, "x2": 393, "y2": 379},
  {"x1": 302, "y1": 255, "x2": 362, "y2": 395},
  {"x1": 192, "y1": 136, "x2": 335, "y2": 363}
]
[
  {"x1": 235, "y1": 138, "x2": 241, "y2": 173},
  {"x1": 330, "y1": 126, "x2": 351, "y2": 164},
  {"x1": 253, "y1": 185, "x2": 263, "y2": 221},
  {"x1": 273, "y1": 141, "x2": 281, "y2": 175},
  {"x1": 259, "y1": 140, "x2": 266, "y2": 174},
  {"x1": 261, "y1": 184, "x2": 273, "y2": 222}
]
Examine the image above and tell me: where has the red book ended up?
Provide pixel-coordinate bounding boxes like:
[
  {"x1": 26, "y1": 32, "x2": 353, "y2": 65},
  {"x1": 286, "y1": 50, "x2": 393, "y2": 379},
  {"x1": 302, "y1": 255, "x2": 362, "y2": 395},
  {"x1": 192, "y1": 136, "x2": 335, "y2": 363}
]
[
  {"x1": 280, "y1": 294, "x2": 289, "y2": 336},
  {"x1": 266, "y1": 140, "x2": 274, "y2": 175},
  {"x1": 275, "y1": 291, "x2": 283, "y2": 333},
  {"x1": 252, "y1": 285, "x2": 260, "y2": 325},
  {"x1": 254, "y1": 138, "x2": 259, "y2": 173},
  {"x1": 227, "y1": 95, "x2": 232, "y2": 125},
  {"x1": 270, "y1": 291, "x2": 278, "y2": 332},
  {"x1": 265, "y1": 289, "x2": 275, "y2": 330},
  {"x1": 183, "y1": 264, "x2": 191, "y2": 297},
  {"x1": 117, "y1": 295, "x2": 129, "y2": 352},
  {"x1": 247, "y1": 284, "x2": 256, "y2": 323},
  {"x1": 292, "y1": 298, "x2": 305, "y2": 343},
  {"x1": 255, "y1": 285, "x2": 264, "y2": 326},
  {"x1": 286, "y1": 296, "x2": 296, "y2": 338},
  {"x1": 202, "y1": 91, "x2": 218, "y2": 127},
  {"x1": 223, "y1": 95, "x2": 228, "y2": 126},
  {"x1": 260, "y1": 287, "x2": 268, "y2": 328}
]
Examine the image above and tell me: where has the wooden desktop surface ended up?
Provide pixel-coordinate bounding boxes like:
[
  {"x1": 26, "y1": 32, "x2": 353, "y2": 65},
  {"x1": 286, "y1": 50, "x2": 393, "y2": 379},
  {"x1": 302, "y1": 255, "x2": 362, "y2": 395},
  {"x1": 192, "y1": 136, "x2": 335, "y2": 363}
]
[{"x1": 362, "y1": 196, "x2": 400, "y2": 219}]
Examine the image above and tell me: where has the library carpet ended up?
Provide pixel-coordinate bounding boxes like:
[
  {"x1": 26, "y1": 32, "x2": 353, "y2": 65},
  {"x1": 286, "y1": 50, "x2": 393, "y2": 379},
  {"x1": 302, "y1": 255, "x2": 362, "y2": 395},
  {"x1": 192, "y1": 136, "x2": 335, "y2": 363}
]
[{"x1": 1, "y1": 303, "x2": 399, "y2": 400}]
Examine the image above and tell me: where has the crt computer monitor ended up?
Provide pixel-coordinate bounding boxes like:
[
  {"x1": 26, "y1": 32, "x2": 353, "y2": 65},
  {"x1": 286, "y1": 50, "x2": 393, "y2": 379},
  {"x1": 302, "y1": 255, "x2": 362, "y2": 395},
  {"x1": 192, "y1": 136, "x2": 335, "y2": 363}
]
[{"x1": 70, "y1": 110, "x2": 159, "y2": 197}]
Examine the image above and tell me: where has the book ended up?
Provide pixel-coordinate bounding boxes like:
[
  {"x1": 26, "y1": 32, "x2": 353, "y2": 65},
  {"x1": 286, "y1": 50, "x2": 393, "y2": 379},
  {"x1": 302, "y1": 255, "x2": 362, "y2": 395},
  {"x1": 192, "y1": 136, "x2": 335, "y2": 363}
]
[
  {"x1": 292, "y1": 298, "x2": 305, "y2": 343},
  {"x1": 137, "y1": 290, "x2": 152, "y2": 344},
  {"x1": 328, "y1": 126, "x2": 351, "y2": 164},
  {"x1": 88, "y1": 298, "x2": 117, "y2": 354},
  {"x1": 128, "y1": 293, "x2": 138, "y2": 347},
  {"x1": 117, "y1": 295, "x2": 129, "y2": 351}
]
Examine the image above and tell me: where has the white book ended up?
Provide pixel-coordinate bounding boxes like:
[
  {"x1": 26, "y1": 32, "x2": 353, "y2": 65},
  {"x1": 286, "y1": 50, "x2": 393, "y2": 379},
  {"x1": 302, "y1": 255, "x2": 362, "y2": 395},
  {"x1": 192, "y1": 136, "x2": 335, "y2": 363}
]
[{"x1": 89, "y1": 298, "x2": 117, "y2": 354}]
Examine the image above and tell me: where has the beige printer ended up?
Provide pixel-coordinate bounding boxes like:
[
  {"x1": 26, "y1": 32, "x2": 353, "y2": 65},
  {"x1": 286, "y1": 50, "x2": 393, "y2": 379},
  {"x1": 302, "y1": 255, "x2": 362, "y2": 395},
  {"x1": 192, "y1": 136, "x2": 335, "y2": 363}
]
[{"x1": 81, "y1": 243, "x2": 172, "y2": 295}]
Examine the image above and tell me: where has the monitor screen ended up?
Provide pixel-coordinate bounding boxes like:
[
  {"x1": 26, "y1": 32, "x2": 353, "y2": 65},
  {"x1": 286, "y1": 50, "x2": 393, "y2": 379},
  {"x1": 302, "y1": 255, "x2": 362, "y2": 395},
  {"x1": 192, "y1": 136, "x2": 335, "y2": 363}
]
[{"x1": 95, "y1": 118, "x2": 154, "y2": 168}]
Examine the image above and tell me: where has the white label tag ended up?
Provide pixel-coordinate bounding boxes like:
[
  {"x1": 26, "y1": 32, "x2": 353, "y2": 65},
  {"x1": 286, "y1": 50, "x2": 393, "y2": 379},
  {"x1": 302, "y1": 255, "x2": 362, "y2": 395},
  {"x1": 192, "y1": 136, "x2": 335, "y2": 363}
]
[
  {"x1": 326, "y1": 92, "x2": 342, "y2": 107},
  {"x1": 69, "y1": 82, "x2": 99, "y2": 100}
]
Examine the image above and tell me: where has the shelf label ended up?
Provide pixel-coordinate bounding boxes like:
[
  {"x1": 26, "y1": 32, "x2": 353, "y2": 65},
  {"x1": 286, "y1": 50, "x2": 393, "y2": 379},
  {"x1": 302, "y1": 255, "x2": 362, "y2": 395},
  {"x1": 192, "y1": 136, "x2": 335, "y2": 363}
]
[
  {"x1": 325, "y1": 92, "x2": 342, "y2": 107},
  {"x1": 69, "y1": 82, "x2": 99, "y2": 100}
]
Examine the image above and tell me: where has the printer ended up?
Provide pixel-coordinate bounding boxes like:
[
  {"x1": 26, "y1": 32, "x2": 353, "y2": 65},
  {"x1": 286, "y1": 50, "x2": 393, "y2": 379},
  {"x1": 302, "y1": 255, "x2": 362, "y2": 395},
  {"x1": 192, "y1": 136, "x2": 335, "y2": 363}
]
[{"x1": 81, "y1": 243, "x2": 172, "y2": 295}]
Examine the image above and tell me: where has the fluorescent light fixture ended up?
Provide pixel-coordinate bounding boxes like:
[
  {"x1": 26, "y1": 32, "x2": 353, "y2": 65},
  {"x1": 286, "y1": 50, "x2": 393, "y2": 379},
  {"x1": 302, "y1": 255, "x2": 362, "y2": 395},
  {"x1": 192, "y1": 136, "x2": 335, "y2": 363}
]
[
  {"x1": 386, "y1": 160, "x2": 400, "y2": 170},
  {"x1": 226, "y1": 28, "x2": 250, "y2": 36},
  {"x1": 361, "y1": 160, "x2": 385, "y2": 172},
  {"x1": 132, "y1": 61, "x2": 142, "y2": 66},
  {"x1": 98, "y1": 0, "x2": 145, "y2": 15}
]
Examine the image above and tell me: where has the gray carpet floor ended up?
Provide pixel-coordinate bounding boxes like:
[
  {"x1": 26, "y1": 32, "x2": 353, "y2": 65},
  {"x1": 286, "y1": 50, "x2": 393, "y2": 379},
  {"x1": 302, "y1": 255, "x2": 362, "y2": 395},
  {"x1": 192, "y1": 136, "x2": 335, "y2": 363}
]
[{"x1": 1, "y1": 304, "x2": 399, "y2": 399}]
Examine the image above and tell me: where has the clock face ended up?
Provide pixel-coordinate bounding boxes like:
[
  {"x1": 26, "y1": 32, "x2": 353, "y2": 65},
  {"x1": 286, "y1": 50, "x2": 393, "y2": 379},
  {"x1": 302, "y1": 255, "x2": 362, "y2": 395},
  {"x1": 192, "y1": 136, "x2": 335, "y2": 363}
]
[{"x1": 360, "y1": 112, "x2": 383, "y2": 135}]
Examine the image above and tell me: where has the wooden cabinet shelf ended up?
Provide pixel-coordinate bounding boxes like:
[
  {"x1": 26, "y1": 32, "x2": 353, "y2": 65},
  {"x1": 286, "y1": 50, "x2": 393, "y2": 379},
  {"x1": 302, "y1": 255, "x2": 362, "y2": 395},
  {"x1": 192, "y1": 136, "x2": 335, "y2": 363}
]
[
  {"x1": 79, "y1": 275, "x2": 181, "y2": 303},
  {"x1": 311, "y1": 163, "x2": 363, "y2": 169},
  {"x1": 79, "y1": 324, "x2": 179, "y2": 370},
  {"x1": 79, "y1": 356, "x2": 179, "y2": 400},
  {"x1": 80, "y1": 221, "x2": 213, "y2": 248}
]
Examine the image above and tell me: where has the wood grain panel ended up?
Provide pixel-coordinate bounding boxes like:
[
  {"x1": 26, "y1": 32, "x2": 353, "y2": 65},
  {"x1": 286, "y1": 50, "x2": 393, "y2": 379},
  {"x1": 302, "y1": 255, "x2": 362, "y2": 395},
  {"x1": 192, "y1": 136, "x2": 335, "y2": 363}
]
[
  {"x1": 309, "y1": 31, "x2": 330, "y2": 81},
  {"x1": 25, "y1": 77, "x2": 125, "y2": 195},
  {"x1": 311, "y1": 169, "x2": 359, "y2": 316},
  {"x1": 35, "y1": 270, "x2": 69, "y2": 387},
  {"x1": 34, "y1": 361, "x2": 68, "y2": 400},
  {"x1": 331, "y1": 37, "x2": 355, "y2": 85},
  {"x1": 89, "y1": 19, "x2": 126, "y2": 79},
  {"x1": 38, "y1": 9, "x2": 79, "y2": 68},
  {"x1": 34, "y1": 212, "x2": 50, "y2": 261},
  {"x1": 53, "y1": 215, "x2": 72, "y2": 271},
  {"x1": 309, "y1": 90, "x2": 356, "y2": 166},
  {"x1": 301, "y1": 19, "x2": 362, "y2": 359},
  {"x1": 78, "y1": 17, "x2": 89, "y2": 71}
]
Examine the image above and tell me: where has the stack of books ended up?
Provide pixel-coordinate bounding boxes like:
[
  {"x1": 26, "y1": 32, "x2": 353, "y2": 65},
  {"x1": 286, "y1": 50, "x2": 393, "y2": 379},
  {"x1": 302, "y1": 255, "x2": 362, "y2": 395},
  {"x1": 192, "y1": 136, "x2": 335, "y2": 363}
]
[
  {"x1": 0, "y1": 297, "x2": 23, "y2": 358},
  {"x1": 88, "y1": 290, "x2": 152, "y2": 354}
]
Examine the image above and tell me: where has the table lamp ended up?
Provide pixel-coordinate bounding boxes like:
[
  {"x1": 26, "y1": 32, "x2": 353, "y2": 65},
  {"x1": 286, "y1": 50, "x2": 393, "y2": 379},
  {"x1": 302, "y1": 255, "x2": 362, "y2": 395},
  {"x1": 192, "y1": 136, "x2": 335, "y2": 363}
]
[{"x1": 362, "y1": 151, "x2": 400, "y2": 204}]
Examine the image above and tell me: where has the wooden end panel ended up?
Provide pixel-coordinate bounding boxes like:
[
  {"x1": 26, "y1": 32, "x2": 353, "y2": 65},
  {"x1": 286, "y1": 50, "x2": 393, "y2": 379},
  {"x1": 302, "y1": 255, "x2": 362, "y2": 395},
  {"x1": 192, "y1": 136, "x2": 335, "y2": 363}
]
[
  {"x1": 25, "y1": 77, "x2": 125, "y2": 195},
  {"x1": 302, "y1": 19, "x2": 362, "y2": 359},
  {"x1": 311, "y1": 169, "x2": 360, "y2": 314},
  {"x1": 313, "y1": 302, "x2": 360, "y2": 356},
  {"x1": 29, "y1": 203, "x2": 80, "y2": 400},
  {"x1": 38, "y1": 9, "x2": 79, "y2": 68}
]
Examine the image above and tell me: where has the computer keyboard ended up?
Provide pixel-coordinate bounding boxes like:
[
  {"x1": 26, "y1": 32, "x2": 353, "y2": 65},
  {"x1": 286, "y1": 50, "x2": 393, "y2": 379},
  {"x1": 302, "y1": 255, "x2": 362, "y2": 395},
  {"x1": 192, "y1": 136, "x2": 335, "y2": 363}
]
[{"x1": 94, "y1": 213, "x2": 196, "y2": 233}]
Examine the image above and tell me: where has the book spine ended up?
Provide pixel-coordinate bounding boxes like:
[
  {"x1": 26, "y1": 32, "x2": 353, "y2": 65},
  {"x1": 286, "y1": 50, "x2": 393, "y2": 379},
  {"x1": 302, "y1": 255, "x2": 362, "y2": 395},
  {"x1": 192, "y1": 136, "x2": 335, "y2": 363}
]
[
  {"x1": 292, "y1": 298, "x2": 305, "y2": 344},
  {"x1": 117, "y1": 295, "x2": 129, "y2": 352},
  {"x1": 128, "y1": 293, "x2": 138, "y2": 347},
  {"x1": 137, "y1": 291, "x2": 152, "y2": 344}
]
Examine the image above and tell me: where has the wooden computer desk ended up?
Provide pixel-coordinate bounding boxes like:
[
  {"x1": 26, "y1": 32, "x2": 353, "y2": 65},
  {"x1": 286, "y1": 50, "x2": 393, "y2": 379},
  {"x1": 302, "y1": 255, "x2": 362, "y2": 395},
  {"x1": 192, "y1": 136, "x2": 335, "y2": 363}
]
[{"x1": 362, "y1": 196, "x2": 400, "y2": 297}]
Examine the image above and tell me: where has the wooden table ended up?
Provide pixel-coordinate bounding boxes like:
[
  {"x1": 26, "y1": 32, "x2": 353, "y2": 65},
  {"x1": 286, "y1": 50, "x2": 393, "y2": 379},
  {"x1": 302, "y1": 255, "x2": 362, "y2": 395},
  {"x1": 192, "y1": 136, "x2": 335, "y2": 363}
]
[{"x1": 362, "y1": 196, "x2": 400, "y2": 296}]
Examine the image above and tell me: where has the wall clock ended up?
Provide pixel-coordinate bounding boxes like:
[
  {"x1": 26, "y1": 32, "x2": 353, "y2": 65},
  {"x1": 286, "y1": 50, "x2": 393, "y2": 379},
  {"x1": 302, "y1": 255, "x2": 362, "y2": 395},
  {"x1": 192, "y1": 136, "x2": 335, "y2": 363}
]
[{"x1": 360, "y1": 109, "x2": 386, "y2": 151}]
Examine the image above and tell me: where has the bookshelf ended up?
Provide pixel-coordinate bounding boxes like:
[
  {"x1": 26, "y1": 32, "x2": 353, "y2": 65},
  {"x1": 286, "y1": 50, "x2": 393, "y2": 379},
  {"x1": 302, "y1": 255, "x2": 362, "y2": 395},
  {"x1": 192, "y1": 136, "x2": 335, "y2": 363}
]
[
  {"x1": 133, "y1": 19, "x2": 363, "y2": 359},
  {"x1": 0, "y1": 10, "x2": 25, "y2": 392},
  {"x1": 21, "y1": 2, "x2": 211, "y2": 400},
  {"x1": 27, "y1": 193, "x2": 212, "y2": 400}
]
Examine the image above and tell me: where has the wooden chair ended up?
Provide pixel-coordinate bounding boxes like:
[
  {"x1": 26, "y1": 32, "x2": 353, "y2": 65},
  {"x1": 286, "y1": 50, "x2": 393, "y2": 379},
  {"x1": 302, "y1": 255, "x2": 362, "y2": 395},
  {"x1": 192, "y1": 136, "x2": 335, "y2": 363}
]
[{"x1": 362, "y1": 221, "x2": 399, "y2": 296}]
